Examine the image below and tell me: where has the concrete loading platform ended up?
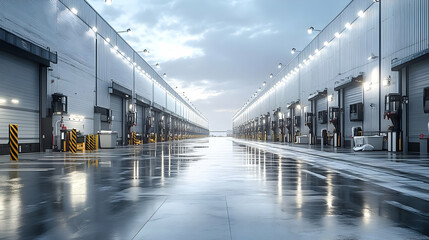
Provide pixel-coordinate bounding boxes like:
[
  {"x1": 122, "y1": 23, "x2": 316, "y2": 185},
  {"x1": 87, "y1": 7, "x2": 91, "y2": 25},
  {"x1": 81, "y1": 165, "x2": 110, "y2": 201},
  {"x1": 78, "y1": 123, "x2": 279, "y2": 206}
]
[{"x1": 1, "y1": 137, "x2": 428, "y2": 239}]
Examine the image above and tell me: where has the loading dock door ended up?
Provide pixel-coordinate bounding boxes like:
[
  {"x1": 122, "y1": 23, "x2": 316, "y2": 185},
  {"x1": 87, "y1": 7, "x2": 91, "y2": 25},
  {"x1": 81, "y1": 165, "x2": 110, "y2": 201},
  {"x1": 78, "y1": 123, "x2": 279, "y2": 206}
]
[
  {"x1": 0, "y1": 51, "x2": 39, "y2": 147},
  {"x1": 110, "y1": 95, "x2": 123, "y2": 145},
  {"x1": 408, "y1": 58, "x2": 429, "y2": 152},
  {"x1": 316, "y1": 97, "x2": 327, "y2": 139},
  {"x1": 344, "y1": 85, "x2": 363, "y2": 145},
  {"x1": 134, "y1": 105, "x2": 143, "y2": 134}
]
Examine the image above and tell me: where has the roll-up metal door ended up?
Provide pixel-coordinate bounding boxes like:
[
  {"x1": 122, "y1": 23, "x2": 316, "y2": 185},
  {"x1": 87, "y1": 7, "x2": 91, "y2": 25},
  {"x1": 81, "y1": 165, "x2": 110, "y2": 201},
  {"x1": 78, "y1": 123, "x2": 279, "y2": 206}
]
[
  {"x1": 316, "y1": 97, "x2": 327, "y2": 137},
  {"x1": 0, "y1": 51, "x2": 39, "y2": 145},
  {"x1": 408, "y1": 58, "x2": 429, "y2": 145},
  {"x1": 344, "y1": 85, "x2": 363, "y2": 142},
  {"x1": 110, "y1": 95, "x2": 123, "y2": 144},
  {"x1": 134, "y1": 105, "x2": 143, "y2": 134}
]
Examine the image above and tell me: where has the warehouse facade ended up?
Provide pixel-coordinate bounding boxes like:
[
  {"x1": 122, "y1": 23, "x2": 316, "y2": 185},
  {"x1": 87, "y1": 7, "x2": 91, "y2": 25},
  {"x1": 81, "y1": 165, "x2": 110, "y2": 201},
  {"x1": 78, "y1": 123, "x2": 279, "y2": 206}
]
[
  {"x1": 0, "y1": 0, "x2": 209, "y2": 155},
  {"x1": 233, "y1": 0, "x2": 429, "y2": 154}
]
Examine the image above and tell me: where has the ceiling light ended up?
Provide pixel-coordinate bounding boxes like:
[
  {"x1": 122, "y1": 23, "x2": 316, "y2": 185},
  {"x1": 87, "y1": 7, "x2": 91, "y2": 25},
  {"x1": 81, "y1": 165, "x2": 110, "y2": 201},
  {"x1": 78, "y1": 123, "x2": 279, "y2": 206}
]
[
  {"x1": 324, "y1": 41, "x2": 330, "y2": 46},
  {"x1": 291, "y1": 48, "x2": 296, "y2": 54},
  {"x1": 262, "y1": 81, "x2": 266, "y2": 86},
  {"x1": 114, "y1": 45, "x2": 118, "y2": 50},
  {"x1": 105, "y1": 37, "x2": 110, "y2": 43},
  {"x1": 0, "y1": 98, "x2": 6, "y2": 104},
  {"x1": 269, "y1": 73, "x2": 273, "y2": 78},
  {"x1": 155, "y1": 63, "x2": 160, "y2": 69},
  {"x1": 345, "y1": 22, "x2": 352, "y2": 29},
  {"x1": 163, "y1": 73, "x2": 167, "y2": 78},
  {"x1": 11, "y1": 99, "x2": 19, "y2": 104},
  {"x1": 315, "y1": 49, "x2": 320, "y2": 55},
  {"x1": 71, "y1": 8, "x2": 78, "y2": 15},
  {"x1": 358, "y1": 10, "x2": 365, "y2": 17},
  {"x1": 92, "y1": 26, "x2": 98, "y2": 32},
  {"x1": 335, "y1": 32, "x2": 341, "y2": 38},
  {"x1": 278, "y1": 63, "x2": 282, "y2": 69}
]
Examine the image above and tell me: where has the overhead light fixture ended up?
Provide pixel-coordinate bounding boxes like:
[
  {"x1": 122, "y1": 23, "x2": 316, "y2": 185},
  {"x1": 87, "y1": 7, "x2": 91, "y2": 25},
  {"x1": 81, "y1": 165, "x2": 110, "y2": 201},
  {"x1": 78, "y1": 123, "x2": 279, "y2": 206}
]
[
  {"x1": 278, "y1": 63, "x2": 282, "y2": 69},
  {"x1": 291, "y1": 48, "x2": 296, "y2": 54},
  {"x1": 324, "y1": 41, "x2": 330, "y2": 47},
  {"x1": 262, "y1": 81, "x2": 266, "y2": 86},
  {"x1": 118, "y1": 28, "x2": 132, "y2": 34},
  {"x1": 114, "y1": 45, "x2": 119, "y2": 50},
  {"x1": 105, "y1": 0, "x2": 112, "y2": 5},
  {"x1": 335, "y1": 32, "x2": 341, "y2": 38},
  {"x1": 315, "y1": 49, "x2": 320, "y2": 55},
  {"x1": 11, "y1": 99, "x2": 19, "y2": 104},
  {"x1": 0, "y1": 98, "x2": 6, "y2": 104},
  {"x1": 105, "y1": 37, "x2": 110, "y2": 43},
  {"x1": 163, "y1": 73, "x2": 167, "y2": 78},
  {"x1": 71, "y1": 8, "x2": 78, "y2": 15},
  {"x1": 307, "y1": 26, "x2": 321, "y2": 35},
  {"x1": 155, "y1": 63, "x2": 160, "y2": 69},
  {"x1": 269, "y1": 73, "x2": 273, "y2": 79},
  {"x1": 92, "y1": 26, "x2": 98, "y2": 32},
  {"x1": 358, "y1": 10, "x2": 365, "y2": 17}
]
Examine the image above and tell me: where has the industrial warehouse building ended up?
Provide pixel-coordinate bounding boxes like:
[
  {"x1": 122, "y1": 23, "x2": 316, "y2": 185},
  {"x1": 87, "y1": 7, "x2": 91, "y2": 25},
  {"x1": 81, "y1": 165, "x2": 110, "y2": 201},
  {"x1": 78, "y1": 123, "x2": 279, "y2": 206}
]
[
  {"x1": 0, "y1": 0, "x2": 209, "y2": 155},
  {"x1": 233, "y1": 0, "x2": 429, "y2": 154}
]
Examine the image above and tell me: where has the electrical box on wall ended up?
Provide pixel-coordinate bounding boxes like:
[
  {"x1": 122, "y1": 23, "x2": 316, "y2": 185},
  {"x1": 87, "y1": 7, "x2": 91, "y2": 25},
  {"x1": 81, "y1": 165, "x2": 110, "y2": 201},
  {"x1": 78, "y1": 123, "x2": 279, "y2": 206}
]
[
  {"x1": 318, "y1": 110, "x2": 328, "y2": 124},
  {"x1": 52, "y1": 93, "x2": 67, "y2": 114},
  {"x1": 350, "y1": 103, "x2": 363, "y2": 121}
]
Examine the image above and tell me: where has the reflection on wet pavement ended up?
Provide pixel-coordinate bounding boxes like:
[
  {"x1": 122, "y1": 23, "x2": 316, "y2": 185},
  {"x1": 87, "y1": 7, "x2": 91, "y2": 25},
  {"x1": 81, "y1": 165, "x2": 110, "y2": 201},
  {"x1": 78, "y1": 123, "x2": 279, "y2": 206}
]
[{"x1": 0, "y1": 137, "x2": 428, "y2": 239}]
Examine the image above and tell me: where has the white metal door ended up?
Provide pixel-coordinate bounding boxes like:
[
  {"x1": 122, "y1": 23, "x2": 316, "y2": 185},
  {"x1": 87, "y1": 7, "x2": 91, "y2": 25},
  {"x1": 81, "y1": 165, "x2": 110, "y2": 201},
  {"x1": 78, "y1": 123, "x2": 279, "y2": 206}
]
[
  {"x1": 0, "y1": 51, "x2": 39, "y2": 144},
  {"x1": 408, "y1": 58, "x2": 429, "y2": 144},
  {"x1": 344, "y1": 85, "x2": 363, "y2": 142},
  {"x1": 110, "y1": 95, "x2": 123, "y2": 144}
]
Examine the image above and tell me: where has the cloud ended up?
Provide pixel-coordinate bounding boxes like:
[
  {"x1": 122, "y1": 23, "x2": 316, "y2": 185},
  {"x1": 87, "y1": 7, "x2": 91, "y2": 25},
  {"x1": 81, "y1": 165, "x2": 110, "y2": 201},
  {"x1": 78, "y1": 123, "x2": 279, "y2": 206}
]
[
  {"x1": 231, "y1": 23, "x2": 278, "y2": 39},
  {"x1": 167, "y1": 78, "x2": 224, "y2": 101},
  {"x1": 214, "y1": 108, "x2": 237, "y2": 113}
]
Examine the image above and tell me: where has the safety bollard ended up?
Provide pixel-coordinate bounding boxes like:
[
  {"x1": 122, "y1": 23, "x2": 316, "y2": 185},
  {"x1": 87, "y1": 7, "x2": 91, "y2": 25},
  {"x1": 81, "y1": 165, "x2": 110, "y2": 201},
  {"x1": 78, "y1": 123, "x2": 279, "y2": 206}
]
[
  {"x1": 70, "y1": 129, "x2": 77, "y2": 153},
  {"x1": 9, "y1": 124, "x2": 18, "y2": 161}
]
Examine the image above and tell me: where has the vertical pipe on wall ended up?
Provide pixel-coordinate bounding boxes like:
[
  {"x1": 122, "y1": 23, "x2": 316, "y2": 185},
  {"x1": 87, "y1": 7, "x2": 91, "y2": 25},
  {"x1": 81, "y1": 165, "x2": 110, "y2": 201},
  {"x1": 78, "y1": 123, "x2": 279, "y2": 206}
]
[{"x1": 378, "y1": 0, "x2": 382, "y2": 134}]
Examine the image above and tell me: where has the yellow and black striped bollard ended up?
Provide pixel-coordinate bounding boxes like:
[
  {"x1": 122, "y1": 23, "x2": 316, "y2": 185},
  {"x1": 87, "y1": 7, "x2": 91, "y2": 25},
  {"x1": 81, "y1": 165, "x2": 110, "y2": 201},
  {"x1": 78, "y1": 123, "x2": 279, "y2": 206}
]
[
  {"x1": 9, "y1": 124, "x2": 18, "y2": 161},
  {"x1": 70, "y1": 129, "x2": 77, "y2": 153}
]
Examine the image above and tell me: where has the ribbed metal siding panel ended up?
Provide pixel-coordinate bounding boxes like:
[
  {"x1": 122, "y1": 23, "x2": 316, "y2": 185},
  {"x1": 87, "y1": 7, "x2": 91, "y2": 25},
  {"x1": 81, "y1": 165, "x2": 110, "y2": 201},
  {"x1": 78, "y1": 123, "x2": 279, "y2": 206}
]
[
  {"x1": 344, "y1": 85, "x2": 363, "y2": 140},
  {"x1": 110, "y1": 95, "x2": 123, "y2": 143},
  {"x1": 0, "y1": 51, "x2": 39, "y2": 144},
  {"x1": 316, "y1": 97, "x2": 328, "y2": 137},
  {"x1": 408, "y1": 58, "x2": 429, "y2": 142}
]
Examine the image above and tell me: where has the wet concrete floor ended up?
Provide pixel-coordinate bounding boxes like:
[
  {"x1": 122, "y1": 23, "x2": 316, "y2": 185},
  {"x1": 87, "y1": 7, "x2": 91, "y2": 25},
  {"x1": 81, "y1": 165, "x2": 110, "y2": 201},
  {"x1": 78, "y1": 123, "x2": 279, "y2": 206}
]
[{"x1": 0, "y1": 137, "x2": 428, "y2": 239}]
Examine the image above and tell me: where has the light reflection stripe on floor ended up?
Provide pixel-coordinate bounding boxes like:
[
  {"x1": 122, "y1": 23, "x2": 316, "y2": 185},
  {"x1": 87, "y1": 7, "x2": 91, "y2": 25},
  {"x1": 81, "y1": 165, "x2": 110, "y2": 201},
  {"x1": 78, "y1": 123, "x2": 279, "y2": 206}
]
[{"x1": 0, "y1": 168, "x2": 55, "y2": 171}]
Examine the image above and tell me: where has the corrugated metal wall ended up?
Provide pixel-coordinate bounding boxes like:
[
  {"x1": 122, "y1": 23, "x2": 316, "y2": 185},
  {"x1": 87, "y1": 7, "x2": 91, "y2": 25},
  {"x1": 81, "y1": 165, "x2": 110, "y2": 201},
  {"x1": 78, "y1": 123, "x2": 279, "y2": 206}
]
[
  {"x1": 233, "y1": 0, "x2": 428, "y2": 143},
  {"x1": 0, "y1": 0, "x2": 209, "y2": 140}
]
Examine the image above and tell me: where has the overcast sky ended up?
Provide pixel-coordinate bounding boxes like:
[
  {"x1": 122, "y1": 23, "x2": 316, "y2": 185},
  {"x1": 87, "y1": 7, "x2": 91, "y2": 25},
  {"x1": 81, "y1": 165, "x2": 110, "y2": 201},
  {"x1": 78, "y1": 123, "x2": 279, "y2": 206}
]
[{"x1": 87, "y1": 0, "x2": 350, "y2": 131}]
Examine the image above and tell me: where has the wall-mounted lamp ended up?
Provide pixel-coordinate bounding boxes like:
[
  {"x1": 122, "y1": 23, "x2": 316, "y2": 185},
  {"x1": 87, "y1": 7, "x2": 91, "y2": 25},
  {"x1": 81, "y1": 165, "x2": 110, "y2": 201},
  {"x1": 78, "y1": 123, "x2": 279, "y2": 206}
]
[
  {"x1": 118, "y1": 28, "x2": 132, "y2": 34},
  {"x1": 383, "y1": 75, "x2": 391, "y2": 86},
  {"x1": 368, "y1": 53, "x2": 378, "y2": 60},
  {"x1": 278, "y1": 63, "x2": 282, "y2": 69},
  {"x1": 269, "y1": 73, "x2": 273, "y2": 79},
  {"x1": 328, "y1": 94, "x2": 334, "y2": 102},
  {"x1": 307, "y1": 26, "x2": 321, "y2": 35},
  {"x1": 364, "y1": 81, "x2": 372, "y2": 91}
]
